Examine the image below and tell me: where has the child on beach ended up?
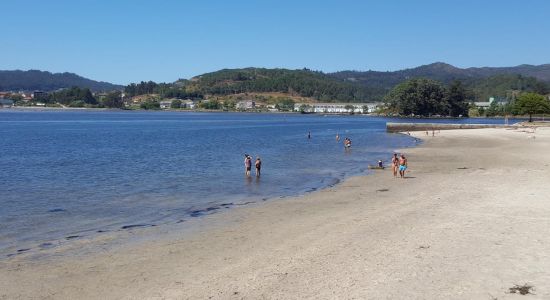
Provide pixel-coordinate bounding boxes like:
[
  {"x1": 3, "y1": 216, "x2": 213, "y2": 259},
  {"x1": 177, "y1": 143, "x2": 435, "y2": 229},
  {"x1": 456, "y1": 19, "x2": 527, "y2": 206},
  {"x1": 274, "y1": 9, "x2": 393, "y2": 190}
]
[{"x1": 399, "y1": 154, "x2": 408, "y2": 178}]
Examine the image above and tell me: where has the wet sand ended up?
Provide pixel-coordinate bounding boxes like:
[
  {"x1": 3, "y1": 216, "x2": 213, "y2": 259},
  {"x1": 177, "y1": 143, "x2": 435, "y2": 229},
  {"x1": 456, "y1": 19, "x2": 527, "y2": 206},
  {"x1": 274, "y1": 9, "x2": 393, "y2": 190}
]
[{"x1": 2, "y1": 127, "x2": 550, "y2": 299}]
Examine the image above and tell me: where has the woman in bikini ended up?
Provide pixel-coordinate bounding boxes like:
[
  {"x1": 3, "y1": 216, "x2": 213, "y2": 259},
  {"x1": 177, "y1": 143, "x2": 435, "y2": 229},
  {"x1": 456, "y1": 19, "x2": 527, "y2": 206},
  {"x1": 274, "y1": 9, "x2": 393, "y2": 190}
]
[{"x1": 391, "y1": 153, "x2": 399, "y2": 178}]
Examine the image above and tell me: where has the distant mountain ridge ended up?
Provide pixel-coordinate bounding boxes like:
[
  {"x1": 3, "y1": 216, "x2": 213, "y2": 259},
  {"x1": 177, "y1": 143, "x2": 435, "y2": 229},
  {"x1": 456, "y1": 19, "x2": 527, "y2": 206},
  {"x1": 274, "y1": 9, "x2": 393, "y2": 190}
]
[
  {"x1": 0, "y1": 70, "x2": 123, "y2": 92},
  {"x1": 3, "y1": 62, "x2": 550, "y2": 101},
  {"x1": 330, "y1": 62, "x2": 550, "y2": 93}
]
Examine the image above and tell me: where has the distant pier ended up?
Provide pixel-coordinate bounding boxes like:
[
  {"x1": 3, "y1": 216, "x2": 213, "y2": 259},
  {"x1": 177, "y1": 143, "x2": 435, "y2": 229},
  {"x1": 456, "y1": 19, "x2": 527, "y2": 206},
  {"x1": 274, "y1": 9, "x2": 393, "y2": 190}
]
[{"x1": 386, "y1": 122, "x2": 517, "y2": 133}]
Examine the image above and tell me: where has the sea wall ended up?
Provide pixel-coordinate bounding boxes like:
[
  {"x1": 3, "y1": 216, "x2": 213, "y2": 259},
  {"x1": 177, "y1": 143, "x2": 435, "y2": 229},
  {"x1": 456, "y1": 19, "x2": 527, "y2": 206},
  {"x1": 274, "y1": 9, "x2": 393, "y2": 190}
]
[{"x1": 386, "y1": 122, "x2": 515, "y2": 133}]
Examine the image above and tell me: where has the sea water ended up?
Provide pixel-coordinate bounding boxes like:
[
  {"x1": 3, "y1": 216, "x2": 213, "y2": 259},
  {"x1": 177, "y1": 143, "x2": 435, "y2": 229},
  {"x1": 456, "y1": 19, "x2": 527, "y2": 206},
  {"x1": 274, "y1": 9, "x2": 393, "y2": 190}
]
[{"x1": 0, "y1": 110, "x2": 515, "y2": 257}]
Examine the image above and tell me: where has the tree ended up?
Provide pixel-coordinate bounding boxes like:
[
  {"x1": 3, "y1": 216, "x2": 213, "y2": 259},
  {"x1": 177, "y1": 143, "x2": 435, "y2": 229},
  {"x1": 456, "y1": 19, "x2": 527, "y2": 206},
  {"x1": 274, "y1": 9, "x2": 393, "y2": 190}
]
[
  {"x1": 140, "y1": 100, "x2": 160, "y2": 110},
  {"x1": 7, "y1": 93, "x2": 23, "y2": 101},
  {"x1": 514, "y1": 92, "x2": 550, "y2": 122},
  {"x1": 344, "y1": 104, "x2": 355, "y2": 114},
  {"x1": 445, "y1": 80, "x2": 470, "y2": 117},
  {"x1": 485, "y1": 101, "x2": 500, "y2": 117},
  {"x1": 384, "y1": 78, "x2": 448, "y2": 116},
  {"x1": 102, "y1": 91, "x2": 125, "y2": 108},
  {"x1": 171, "y1": 99, "x2": 182, "y2": 109},
  {"x1": 299, "y1": 104, "x2": 312, "y2": 113},
  {"x1": 275, "y1": 98, "x2": 295, "y2": 111},
  {"x1": 199, "y1": 100, "x2": 221, "y2": 110}
]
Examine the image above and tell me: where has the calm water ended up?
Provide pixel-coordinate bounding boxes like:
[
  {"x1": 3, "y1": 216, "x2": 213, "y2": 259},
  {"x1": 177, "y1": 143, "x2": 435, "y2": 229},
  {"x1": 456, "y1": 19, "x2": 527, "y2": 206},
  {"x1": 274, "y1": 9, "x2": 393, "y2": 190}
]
[{"x1": 0, "y1": 110, "x2": 516, "y2": 257}]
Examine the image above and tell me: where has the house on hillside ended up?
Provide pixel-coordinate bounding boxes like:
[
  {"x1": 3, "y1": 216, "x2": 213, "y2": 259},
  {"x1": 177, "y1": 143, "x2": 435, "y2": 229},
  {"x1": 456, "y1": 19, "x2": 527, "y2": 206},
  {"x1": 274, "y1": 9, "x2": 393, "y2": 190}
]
[
  {"x1": 182, "y1": 99, "x2": 195, "y2": 109},
  {"x1": 159, "y1": 100, "x2": 173, "y2": 109},
  {"x1": 236, "y1": 100, "x2": 255, "y2": 110}
]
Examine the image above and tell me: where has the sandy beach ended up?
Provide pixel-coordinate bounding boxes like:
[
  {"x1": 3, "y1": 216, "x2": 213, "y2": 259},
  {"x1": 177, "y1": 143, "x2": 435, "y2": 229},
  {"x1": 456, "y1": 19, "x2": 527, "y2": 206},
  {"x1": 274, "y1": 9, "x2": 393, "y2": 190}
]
[{"x1": 2, "y1": 127, "x2": 550, "y2": 299}]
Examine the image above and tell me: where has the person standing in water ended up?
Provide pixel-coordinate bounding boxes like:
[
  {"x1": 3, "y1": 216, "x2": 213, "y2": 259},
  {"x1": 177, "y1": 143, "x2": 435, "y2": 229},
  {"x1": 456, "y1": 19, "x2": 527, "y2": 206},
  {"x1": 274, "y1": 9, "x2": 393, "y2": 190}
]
[
  {"x1": 399, "y1": 154, "x2": 408, "y2": 178},
  {"x1": 336, "y1": 133, "x2": 340, "y2": 142},
  {"x1": 308, "y1": 131, "x2": 311, "y2": 139},
  {"x1": 244, "y1": 154, "x2": 252, "y2": 177},
  {"x1": 391, "y1": 153, "x2": 399, "y2": 178},
  {"x1": 255, "y1": 156, "x2": 262, "y2": 177}
]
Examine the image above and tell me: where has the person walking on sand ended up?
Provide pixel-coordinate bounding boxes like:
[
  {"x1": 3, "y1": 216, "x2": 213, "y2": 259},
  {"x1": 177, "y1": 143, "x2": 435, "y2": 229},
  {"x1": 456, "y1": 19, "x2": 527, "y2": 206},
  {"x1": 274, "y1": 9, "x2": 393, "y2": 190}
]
[
  {"x1": 244, "y1": 154, "x2": 252, "y2": 177},
  {"x1": 391, "y1": 153, "x2": 399, "y2": 177},
  {"x1": 399, "y1": 154, "x2": 408, "y2": 178},
  {"x1": 255, "y1": 156, "x2": 262, "y2": 177}
]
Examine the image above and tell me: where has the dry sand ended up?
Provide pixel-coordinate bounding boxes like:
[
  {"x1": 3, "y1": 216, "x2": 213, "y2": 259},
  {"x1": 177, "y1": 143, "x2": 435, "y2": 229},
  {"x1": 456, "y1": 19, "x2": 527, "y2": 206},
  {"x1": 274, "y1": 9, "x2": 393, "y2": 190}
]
[{"x1": 2, "y1": 127, "x2": 550, "y2": 299}]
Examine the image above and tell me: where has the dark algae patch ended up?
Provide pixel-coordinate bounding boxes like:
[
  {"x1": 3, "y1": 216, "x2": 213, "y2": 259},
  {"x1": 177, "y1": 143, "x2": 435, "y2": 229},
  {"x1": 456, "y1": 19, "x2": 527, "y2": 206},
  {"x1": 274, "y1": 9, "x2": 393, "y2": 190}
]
[
  {"x1": 508, "y1": 284, "x2": 534, "y2": 295},
  {"x1": 121, "y1": 224, "x2": 152, "y2": 230}
]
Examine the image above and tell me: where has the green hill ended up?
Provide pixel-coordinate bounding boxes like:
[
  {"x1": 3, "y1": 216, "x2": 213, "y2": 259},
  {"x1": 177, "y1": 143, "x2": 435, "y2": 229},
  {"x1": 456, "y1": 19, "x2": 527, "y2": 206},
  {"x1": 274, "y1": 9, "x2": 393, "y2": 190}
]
[
  {"x1": 0, "y1": 70, "x2": 123, "y2": 92},
  {"x1": 183, "y1": 68, "x2": 376, "y2": 102}
]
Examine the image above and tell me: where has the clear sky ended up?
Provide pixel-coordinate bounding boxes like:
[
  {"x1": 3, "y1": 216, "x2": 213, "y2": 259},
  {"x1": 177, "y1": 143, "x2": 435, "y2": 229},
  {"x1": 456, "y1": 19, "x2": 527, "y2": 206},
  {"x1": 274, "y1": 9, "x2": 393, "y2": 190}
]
[{"x1": 2, "y1": 0, "x2": 549, "y2": 84}]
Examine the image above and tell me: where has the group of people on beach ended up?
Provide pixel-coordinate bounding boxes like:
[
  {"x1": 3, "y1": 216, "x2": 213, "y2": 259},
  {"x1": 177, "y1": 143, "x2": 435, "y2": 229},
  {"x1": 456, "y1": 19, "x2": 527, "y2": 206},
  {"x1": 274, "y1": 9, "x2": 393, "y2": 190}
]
[
  {"x1": 244, "y1": 154, "x2": 261, "y2": 177},
  {"x1": 334, "y1": 132, "x2": 352, "y2": 149},
  {"x1": 244, "y1": 131, "x2": 407, "y2": 179},
  {"x1": 391, "y1": 153, "x2": 408, "y2": 178}
]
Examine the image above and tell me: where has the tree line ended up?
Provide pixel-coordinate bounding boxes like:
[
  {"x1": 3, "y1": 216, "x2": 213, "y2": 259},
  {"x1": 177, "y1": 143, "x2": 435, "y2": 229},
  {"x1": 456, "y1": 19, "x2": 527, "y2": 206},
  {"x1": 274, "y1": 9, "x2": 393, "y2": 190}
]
[{"x1": 384, "y1": 78, "x2": 550, "y2": 120}]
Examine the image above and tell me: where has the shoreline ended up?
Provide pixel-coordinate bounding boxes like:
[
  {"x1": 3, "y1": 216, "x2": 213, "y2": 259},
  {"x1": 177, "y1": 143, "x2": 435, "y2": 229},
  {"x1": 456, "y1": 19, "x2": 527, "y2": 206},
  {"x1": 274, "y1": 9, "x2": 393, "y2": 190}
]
[
  {"x1": 1, "y1": 107, "x2": 539, "y2": 120},
  {"x1": 0, "y1": 132, "x2": 420, "y2": 260},
  {"x1": 2, "y1": 127, "x2": 550, "y2": 298}
]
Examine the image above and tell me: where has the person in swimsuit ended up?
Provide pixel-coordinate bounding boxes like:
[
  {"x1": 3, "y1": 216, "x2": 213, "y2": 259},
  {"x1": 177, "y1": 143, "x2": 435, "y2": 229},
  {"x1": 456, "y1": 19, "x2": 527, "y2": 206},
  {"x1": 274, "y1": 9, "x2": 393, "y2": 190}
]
[
  {"x1": 244, "y1": 154, "x2": 252, "y2": 176},
  {"x1": 336, "y1": 133, "x2": 340, "y2": 142},
  {"x1": 399, "y1": 154, "x2": 408, "y2": 178},
  {"x1": 344, "y1": 137, "x2": 352, "y2": 149},
  {"x1": 255, "y1": 156, "x2": 262, "y2": 177},
  {"x1": 391, "y1": 153, "x2": 399, "y2": 177}
]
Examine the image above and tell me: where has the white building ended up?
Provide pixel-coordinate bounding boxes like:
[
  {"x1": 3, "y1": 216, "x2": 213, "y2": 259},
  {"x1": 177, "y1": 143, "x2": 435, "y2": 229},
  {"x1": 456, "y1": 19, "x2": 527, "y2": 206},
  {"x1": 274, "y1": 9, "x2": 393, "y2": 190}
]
[
  {"x1": 236, "y1": 100, "x2": 256, "y2": 110},
  {"x1": 159, "y1": 100, "x2": 173, "y2": 109},
  {"x1": 182, "y1": 99, "x2": 195, "y2": 109},
  {"x1": 473, "y1": 97, "x2": 494, "y2": 109},
  {"x1": 293, "y1": 102, "x2": 381, "y2": 114}
]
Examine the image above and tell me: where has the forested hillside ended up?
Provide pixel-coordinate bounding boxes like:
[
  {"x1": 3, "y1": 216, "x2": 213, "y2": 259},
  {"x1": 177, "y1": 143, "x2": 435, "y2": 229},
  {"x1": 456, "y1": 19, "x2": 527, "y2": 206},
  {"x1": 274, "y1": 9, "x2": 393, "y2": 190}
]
[
  {"x1": 0, "y1": 70, "x2": 122, "y2": 92},
  {"x1": 330, "y1": 62, "x2": 550, "y2": 101},
  {"x1": 188, "y1": 68, "x2": 374, "y2": 102}
]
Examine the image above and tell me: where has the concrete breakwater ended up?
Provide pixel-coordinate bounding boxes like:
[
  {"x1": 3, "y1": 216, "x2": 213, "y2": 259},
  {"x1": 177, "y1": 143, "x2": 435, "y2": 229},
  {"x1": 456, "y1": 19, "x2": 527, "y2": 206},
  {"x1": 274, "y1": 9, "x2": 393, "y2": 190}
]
[{"x1": 386, "y1": 122, "x2": 516, "y2": 133}]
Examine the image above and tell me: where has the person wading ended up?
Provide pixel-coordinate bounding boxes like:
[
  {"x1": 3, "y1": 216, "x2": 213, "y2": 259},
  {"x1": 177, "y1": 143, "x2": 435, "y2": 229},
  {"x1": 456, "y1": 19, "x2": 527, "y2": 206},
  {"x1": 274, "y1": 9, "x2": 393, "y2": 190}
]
[
  {"x1": 255, "y1": 156, "x2": 262, "y2": 177},
  {"x1": 244, "y1": 154, "x2": 252, "y2": 177}
]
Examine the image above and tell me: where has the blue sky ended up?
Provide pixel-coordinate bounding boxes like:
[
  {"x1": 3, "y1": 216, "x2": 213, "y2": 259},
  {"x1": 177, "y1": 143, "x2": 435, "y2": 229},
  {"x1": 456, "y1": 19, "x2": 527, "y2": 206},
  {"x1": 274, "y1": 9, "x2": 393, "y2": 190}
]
[{"x1": 2, "y1": 0, "x2": 549, "y2": 84}]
